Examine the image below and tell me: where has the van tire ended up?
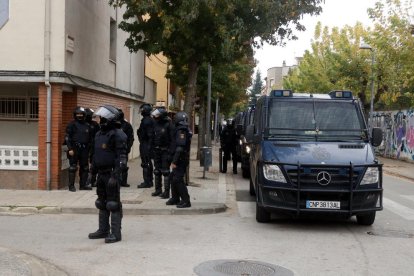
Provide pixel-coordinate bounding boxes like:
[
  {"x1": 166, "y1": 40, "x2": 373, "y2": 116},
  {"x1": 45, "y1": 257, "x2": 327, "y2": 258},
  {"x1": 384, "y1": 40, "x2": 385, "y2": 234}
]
[
  {"x1": 249, "y1": 177, "x2": 255, "y2": 196},
  {"x1": 256, "y1": 202, "x2": 271, "y2": 223},
  {"x1": 242, "y1": 168, "x2": 250, "y2": 179},
  {"x1": 356, "y1": 211, "x2": 376, "y2": 226}
]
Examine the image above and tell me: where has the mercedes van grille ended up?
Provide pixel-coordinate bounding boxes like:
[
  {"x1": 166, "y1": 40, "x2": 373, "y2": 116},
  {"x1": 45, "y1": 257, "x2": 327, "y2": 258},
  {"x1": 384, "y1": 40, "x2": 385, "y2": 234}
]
[{"x1": 286, "y1": 168, "x2": 361, "y2": 189}]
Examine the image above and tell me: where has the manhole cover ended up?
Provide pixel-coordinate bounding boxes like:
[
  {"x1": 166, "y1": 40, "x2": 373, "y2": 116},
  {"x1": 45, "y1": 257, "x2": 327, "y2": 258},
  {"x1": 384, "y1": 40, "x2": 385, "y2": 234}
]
[{"x1": 194, "y1": 259, "x2": 294, "y2": 276}]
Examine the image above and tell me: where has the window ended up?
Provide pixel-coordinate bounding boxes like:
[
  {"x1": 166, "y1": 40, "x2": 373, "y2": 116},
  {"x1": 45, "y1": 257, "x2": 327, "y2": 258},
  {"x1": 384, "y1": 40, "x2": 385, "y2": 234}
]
[
  {"x1": 0, "y1": 96, "x2": 38, "y2": 120},
  {"x1": 109, "y1": 17, "x2": 117, "y2": 62}
]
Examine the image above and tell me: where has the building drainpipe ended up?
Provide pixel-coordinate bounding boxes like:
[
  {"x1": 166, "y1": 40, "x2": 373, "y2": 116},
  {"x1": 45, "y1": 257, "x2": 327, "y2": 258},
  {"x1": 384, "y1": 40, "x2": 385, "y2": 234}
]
[{"x1": 44, "y1": 0, "x2": 51, "y2": 190}]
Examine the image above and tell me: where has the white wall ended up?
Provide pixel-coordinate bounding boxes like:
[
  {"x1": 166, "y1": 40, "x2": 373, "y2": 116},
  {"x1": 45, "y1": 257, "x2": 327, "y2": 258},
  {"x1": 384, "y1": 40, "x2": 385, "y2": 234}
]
[
  {"x1": 0, "y1": 0, "x2": 65, "y2": 71},
  {"x1": 65, "y1": 1, "x2": 146, "y2": 97}
]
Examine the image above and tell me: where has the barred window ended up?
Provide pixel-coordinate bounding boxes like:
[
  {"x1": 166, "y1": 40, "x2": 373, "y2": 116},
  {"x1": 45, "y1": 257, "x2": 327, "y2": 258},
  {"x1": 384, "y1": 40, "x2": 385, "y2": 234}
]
[{"x1": 0, "y1": 96, "x2": 38, "y2": 120}]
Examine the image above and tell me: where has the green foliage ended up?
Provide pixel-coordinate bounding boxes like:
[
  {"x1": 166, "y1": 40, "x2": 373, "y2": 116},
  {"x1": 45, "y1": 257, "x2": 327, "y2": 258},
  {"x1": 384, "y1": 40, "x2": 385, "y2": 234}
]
[
  {"x1": 109, "y1": 0, "x2": 323, "y2": 117},
  {"x1": 284, "y1": 0, "x2": 414, "y2": 111},
  {"x1": 250, "y1": 70, "x2": 263, "y2": 96}
]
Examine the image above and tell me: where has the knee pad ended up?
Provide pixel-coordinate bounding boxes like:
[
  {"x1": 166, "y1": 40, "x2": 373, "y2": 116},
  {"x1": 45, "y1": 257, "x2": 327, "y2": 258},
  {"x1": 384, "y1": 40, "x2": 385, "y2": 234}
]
[
  {"x1": 154, "y1": 169, "x2": 161, "y2": 176},
  {"x1": 69, "y1": 166, "x2": 77, "y2": 173},
  {"x1": 161, "y1": 170, "x2": 170, "y2": 177},
  {"x1": 95, "y1": 199, "x2": 106, "y2": 210},
  {"x1": 106, "y1": 201, "x2": 120, "y2": 211},
  {"x1": 141, "y1": 162, "x2": 150, "y2": 169}
]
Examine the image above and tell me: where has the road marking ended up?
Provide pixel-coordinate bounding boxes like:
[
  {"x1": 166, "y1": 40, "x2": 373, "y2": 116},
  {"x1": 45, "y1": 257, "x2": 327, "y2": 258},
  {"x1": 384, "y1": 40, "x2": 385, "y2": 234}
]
[{"x1": 383, "y1": 197, "x2": 414, "y2": 220}]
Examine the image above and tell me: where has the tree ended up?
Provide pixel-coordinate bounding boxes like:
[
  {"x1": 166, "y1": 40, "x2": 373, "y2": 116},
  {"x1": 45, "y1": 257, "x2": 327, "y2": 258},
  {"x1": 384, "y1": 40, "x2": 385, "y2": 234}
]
[
  {"x1": 109, "y1": 0, "x2": 323, "y2": 125},
  {"x1": 283, "y1": 22, "x2": 373, "y2": 110},
  {"x1": 249, "y1": 70, "x2": 263, "y2": 104}
]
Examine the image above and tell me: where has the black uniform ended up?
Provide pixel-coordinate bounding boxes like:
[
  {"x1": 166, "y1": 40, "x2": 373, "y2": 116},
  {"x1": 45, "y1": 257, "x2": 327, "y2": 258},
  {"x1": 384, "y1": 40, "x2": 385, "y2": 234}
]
[
  {"x1": 88, "y1": 105, "x2": 127, "y2": 244},
  {"x1": 151, "y1": 108, "x2": 175, "y2": 198},
  {"x1": 85, "y1": 108, "x2": 100, "y2": 187},
  {"x1": 137, "y1": 104, "x2": 155, "y2": 188},
  {"x1": 220, "y1": 120, "x2": 239, "y2": 174},
  {"x1": 65, "y1": 107, "x2": 93, "y2": 191},
  {"x1": 119, "y1": 116, "x2": 134, "y2": 187},
  {"x1": 166, "y1": 111, "x2": 192, "y2": 208}
]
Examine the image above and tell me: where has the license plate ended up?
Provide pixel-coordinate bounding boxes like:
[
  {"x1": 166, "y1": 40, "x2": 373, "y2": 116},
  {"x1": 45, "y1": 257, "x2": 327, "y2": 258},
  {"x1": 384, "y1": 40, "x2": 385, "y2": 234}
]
[{"x1": 306, "y1": 200, "x2": 340, "y2": 209}]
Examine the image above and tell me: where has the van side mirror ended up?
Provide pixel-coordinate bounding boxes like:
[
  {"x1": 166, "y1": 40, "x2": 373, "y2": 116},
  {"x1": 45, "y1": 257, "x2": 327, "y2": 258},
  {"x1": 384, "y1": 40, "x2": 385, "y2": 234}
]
[
  {"x1": 245, "y1": 125, "x2": 255, "y2": 143},
  {"x1": 371, "y1": 127, "x2": 383, "y2": 147}
]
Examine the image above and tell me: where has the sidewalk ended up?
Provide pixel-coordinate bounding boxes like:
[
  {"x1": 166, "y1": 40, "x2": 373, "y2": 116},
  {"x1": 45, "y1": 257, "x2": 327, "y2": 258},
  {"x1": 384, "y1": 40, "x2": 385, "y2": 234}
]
[
  {"x1": 378, "y1": 156, "x2": 414, "y2": 182},
  {"x1": 0, "y1": 135, "x2": 226, "y2": 216}
]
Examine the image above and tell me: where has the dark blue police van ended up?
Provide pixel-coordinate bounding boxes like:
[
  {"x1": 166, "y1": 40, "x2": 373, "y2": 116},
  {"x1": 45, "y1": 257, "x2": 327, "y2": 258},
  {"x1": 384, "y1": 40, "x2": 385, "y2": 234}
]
[{"x1": 246, "y1": 90, "x2": 383, "y2": 225}]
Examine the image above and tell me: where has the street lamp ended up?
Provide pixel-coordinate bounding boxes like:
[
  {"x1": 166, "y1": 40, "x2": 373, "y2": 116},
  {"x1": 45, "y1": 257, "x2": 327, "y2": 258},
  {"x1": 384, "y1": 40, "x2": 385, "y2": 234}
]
[{"x1": 359, "y1": 43, "x2": 375, "y2": 132}]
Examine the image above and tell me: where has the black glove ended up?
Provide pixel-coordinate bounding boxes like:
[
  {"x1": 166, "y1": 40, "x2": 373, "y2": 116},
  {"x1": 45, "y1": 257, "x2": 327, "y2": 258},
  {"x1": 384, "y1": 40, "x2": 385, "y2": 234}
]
[{"x1": 108, "y1": 174, "x2": 118, "y2": 189}]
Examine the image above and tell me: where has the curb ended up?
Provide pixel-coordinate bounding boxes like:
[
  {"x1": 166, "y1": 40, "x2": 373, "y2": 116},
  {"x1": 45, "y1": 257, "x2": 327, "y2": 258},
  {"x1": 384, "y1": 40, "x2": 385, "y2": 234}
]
[
  {"x1": 0, "y1": 203, "x2": 227, "y2": 216},
  {"x1": 383, "y1": 169, "x2": 414, "y2": 183}
]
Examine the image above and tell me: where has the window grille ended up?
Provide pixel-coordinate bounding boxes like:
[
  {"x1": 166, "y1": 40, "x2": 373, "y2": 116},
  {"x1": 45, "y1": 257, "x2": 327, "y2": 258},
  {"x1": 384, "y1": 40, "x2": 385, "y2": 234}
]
[{"x1": 0, "y1": 96, "x2": 38, "y2": 120}]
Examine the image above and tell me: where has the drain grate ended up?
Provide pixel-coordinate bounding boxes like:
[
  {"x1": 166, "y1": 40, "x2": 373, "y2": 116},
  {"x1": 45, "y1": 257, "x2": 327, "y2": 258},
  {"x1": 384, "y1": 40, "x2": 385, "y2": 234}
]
[{"x1": 194, "y1": 259, "x2": 294, "y2": 276}]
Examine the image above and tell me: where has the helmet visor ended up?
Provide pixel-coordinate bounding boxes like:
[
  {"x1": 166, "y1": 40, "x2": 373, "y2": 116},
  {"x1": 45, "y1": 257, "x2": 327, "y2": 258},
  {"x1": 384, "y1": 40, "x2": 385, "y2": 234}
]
[
  {"x1": 94, "y1": 106, "x2": 117, "y2": 121},
  {"x1": 151, "y1": 109, "x2": 161, "y2": 118}
]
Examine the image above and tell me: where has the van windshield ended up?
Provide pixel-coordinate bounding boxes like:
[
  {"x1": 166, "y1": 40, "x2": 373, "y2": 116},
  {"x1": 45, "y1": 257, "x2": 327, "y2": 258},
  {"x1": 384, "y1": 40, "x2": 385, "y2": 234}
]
[{"x1": 267, "y1": 100, "x2": 367, "y2": 142}]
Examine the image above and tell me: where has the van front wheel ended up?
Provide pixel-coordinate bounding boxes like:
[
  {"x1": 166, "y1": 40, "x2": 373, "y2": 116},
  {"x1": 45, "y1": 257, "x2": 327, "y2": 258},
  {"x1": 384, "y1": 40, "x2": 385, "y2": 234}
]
[
  {"x1": 356, "y1": 211, "x2": 376, "y2": 226},
  {"x1": 256, "y1": 203, "x2": 271, "y2": 223}
]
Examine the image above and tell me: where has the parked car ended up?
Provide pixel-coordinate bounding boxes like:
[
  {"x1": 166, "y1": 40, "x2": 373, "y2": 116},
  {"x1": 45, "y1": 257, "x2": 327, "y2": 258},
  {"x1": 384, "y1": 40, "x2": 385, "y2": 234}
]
[
  {"x1": 238, "y1": 105, "x2": 255, "y2": 178},
  {"x1": 246, "y1": 90, "x2": 383, "y2": 225}
]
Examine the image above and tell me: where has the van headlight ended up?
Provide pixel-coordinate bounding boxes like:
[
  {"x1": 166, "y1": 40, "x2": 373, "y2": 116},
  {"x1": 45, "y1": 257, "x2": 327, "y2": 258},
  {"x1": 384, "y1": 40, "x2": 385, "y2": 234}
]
[
  {"x1": 360, "y1": 167, "x2": 379, "y2": 185},
  {"x1": 263, "y1": 164, "x2": 286, "y2": 183}
]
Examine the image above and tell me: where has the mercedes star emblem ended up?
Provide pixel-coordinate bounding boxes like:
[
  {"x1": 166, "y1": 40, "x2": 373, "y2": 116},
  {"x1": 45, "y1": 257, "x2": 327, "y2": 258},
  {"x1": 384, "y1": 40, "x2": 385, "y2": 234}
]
[{"x1": 317, "y1": 171, "x2": 331, "y2": 186}]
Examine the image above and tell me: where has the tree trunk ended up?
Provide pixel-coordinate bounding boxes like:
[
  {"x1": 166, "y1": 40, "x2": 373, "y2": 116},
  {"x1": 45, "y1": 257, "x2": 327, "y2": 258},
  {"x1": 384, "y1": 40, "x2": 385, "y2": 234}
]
[
  {"x1": 184, "y1": 60, "x2": 199, "y2": 132},
  {"x1": 174, "y1": 86, "x2": 181, "y2": 110}
]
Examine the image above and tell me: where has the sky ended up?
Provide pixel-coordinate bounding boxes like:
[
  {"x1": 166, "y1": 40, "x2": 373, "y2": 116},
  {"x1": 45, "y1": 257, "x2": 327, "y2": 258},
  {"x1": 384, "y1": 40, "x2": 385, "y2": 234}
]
[{"x1": 254, "y1": 0, "x2": 378, "y2": 78}]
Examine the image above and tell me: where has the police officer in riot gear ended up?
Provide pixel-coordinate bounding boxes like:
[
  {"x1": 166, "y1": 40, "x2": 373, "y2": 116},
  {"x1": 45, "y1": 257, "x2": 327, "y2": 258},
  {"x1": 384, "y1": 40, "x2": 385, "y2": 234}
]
[
  {"x1": 117, "y1": 108, "x2": 134, "y2": 188},
  {"x1": 65, "y1": 106, "x2": 93, "y2": 192},
  {"x1": 220, "y1": 118, "x2": 239, "y2": 174},
  {"x1": 166, "y1": 111, "x2": 192, "y2": 208},
  {"x1": 137, "y1": 103, "x2": 155, "y2": 189},
  {"x1": 151, "y1": 107, "x2": 174, "y2": 198},
  {"x1": 88, "y1": 105, "x2": 127, "y2": 243},
  {"x1": 85, "y1": 108, "x2": 100, "y2": 187}
]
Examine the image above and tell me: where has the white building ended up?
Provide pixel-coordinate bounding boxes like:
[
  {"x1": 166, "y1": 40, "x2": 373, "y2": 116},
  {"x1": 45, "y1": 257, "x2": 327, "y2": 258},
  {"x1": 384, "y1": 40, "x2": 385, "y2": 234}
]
[
  {"x1": 0, "y1": 0, "x2": 155, "y2": 190},
  {"x1": 264, "y1": 59, "x2": 301, "y2": 94}
]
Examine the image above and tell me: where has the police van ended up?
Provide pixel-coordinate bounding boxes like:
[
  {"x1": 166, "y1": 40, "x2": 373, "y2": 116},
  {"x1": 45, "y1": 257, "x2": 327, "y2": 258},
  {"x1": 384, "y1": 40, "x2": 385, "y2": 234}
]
[{"x1": 245, "y1": 90, "x2": 383, "y2": 225}]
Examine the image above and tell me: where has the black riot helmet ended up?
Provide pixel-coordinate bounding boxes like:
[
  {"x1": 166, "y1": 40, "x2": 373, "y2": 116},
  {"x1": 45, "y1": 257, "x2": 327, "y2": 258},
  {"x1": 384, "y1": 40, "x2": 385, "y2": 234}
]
[
  {"x1": 117, "y1": 108, "x2": 125, "y2": 121},
  {"x1": 226, "y1": 118, "x2": 234, "y2": 128},
  {"x1": 151, "y1": 107, "x2": 168, "y2": 121},
  {"x1": 73, "y1": 106, "x2": 86, "y2": 121},
  {"x1": 140, "y1": 103, "x2": 152, "y2": 116},
  {"x1": 174, "y1": 111, "x2": 189, "y2": 126},
  {"x1": 85, "y1": 108, "x2": 94, "y2": 122},
  {"x1": 94, "y1": 105, "x2": 120, "y2": 130}
]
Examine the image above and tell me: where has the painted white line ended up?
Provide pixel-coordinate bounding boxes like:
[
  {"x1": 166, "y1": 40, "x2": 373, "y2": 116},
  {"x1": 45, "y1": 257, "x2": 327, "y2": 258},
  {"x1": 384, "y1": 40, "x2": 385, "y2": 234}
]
[{"x1": 383, "y1": 197, "x2": 414, "y2": 220}]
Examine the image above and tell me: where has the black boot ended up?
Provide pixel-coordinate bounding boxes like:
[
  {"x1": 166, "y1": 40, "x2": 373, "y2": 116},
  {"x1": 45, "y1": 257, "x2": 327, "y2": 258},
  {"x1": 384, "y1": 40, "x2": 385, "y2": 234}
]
[
  {"x1": 176, "y1": 201, "x2": 191, "y2": 208},
  {"x1": 89, "y1": 210, "x2": 110, "y2": 239},
  {"x1": 151, "y1": 175, "x2": 162, "y2": 196},
  {"x1": 79, "y1": 169, "x2": 92, "y2": 190},
  {"x1": 159, "y1": 175, "x2": 170, "y2": 199},
  {"x1": 137, "y1": 182, "x2": 153, "y2": 188},
  {"x1": 105, "y1": 211, "x2": 122, "y2": 243},
  {"x1": 166, "y1": 198, "x2": 180, "y2": 205},
  {"x1": 68, "y1": 170, "x2": 76, "y2": 192}
]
